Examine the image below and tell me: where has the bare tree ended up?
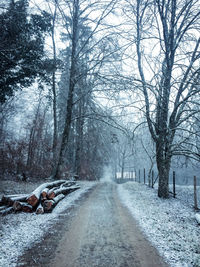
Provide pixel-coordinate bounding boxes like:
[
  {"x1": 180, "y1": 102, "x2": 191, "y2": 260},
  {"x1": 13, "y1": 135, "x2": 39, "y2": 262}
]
[
  {"x1": 52, "y1": 0, "x2": 118, "y2": 178},
  {"x1": 123, "y1": 0, "x2": 200, "y2": 197}
]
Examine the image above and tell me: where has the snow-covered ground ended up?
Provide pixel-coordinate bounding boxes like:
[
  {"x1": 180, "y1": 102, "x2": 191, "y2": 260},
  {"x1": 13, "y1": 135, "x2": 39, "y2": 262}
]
[
  {"x1": 0, "y1": 181, "x2": 97, "y2": 267},
  {"x1": 169, "y1": 184, "x2": 200, "y2": 209},
  {"x1": 118, "y1": 182, "x2": 200, "y2": 267}
]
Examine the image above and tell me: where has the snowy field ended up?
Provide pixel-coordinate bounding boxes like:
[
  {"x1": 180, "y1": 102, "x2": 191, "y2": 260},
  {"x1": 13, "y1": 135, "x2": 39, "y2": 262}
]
[
  {"x1": 118, "y1": 182, "x2": 200, "y2": 267},
  {"x1": 0, "y1": 181, "x2": 97, "y2": 267}
]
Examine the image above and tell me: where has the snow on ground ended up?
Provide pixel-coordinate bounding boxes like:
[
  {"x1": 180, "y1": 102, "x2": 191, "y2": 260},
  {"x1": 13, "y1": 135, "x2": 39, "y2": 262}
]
[
  {"x1": 118, "y1": 182, "x2": 200, "y2": 267},
  {"x1": 169, "y1": 184, "x2": 200, "y2": 209},
  {"x1": 0, "y1": 181, "x2": 97, "y2": 267},
  {"x1": 153, "y1": 182, "x2": 200, "y2": 209}
]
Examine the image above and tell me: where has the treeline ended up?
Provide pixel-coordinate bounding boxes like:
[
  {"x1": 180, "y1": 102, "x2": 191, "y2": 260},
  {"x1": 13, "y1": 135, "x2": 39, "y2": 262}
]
[{"x1": 0, "y1": 0, "x2": 115, "y2": 181}]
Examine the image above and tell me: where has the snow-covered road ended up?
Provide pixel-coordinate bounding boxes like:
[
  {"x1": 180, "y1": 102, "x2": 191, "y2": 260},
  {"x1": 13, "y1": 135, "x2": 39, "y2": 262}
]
[
  {"x1": 20, "y1": 182, "x2": 167, "y2": 267},
  {"x1": 1, "y1": 181, "x2": 199, "y2": 266}
]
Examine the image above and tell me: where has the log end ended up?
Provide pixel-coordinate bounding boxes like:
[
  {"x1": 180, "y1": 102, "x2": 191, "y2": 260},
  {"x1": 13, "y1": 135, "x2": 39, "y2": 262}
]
[{"x1": 27, "y1": 194, "x2": 38, "y2": 207}]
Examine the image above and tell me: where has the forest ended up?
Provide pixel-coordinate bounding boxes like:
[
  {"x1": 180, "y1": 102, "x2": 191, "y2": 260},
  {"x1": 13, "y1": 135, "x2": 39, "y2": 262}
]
[{"x1": 0, "y1": 0, "x2": 200, "y2": 198}]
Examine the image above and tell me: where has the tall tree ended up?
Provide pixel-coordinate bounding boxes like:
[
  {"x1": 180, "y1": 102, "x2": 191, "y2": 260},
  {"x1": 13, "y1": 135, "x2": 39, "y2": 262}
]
[
  {"x1": 53, "y1": 0, "x2": 117, "y2": 178},
  {"x1": 0, "y1": 0, "x2": 51, "y2": 103},
  {"x1": 123, "y1": 0, "x2": 200, "y2": 197}
]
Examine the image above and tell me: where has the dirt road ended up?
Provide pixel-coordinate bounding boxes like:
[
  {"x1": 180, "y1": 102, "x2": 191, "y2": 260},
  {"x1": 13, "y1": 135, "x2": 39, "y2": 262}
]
[
  {"x1": 51, "y1": 183, "x2": 167, "y2": 267},
  {"x1": 18, "y1": 182, "x2": 168, "y2": 267}
]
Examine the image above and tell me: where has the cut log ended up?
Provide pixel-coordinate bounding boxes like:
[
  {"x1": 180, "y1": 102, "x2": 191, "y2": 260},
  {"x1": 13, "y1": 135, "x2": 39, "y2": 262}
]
[
  {"x1": 13, "y1": 201, "x2": 33, "y2": 213},
  {"x1": 0, "y1": 205, "x2": 7, "y2": 211},
  {"x1": 26, "y1": 180, "x2": 66, "y2": 207},
  {"x1": 195, "y1": 213, "x2": 200, "y2": 224},
  {"x1": 43, "y1": 199, "x2": 55, "y2": 213},
  {"x1": 0, "y1": 194, "x2": 28, "y2": 206},
  {"x1": 13, "y1": 201, "x2": 22, "y2": 211},
  {"x1": 41, "y1": 188, "x2": 49, "y2": 201},
  {"x1": 48, "y1": 185, "x2": 80, "y2": 199},
  {"x1": 47, "y1": 186, "x2": 61, "y2": 199},
  {"x1": 61, "y1": 181, "x2": 76, "y2": 187},
  {"x1": 36, "y1": 203, "x2": 44, "y2": 214},
  {"x1": 43, "y1": 181, "x2": 75, "y2": 199},
  {"x1": 43, "y1": 193, "x2": 65, "y2": 213},
  {"x1": 1, "y1": 194, "x2": 27, "y2": 198},
  {"x1": 0, "y1": 207, "x2": 14, "y2": 216}
]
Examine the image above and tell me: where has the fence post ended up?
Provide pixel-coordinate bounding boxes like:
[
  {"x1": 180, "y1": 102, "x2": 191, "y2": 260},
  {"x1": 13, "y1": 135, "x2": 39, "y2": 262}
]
[
  {"x1": 194, "y1": 176, "x2": 198, "y2": 210},
  {"x1": 152, "y1": 170, "x2": 154, "y2": 188},
  {"x1": 148, "y1": 170, "x2": 151, "y2": 187},
  {"x1": 144, "y1": 168, "x2": 146, "y2": 184},
  {"x1": 139, "y1": 169, "x2": 140, "y2": 183},
  {"x1": 173, "y1": 171, "x2": 176, "y2": 198}
]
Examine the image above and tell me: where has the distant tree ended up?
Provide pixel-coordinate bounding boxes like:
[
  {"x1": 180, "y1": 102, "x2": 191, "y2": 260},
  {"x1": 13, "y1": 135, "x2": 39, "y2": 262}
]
[{"x1": 0, "y1": 0, "x2": 51, "y2": 103}]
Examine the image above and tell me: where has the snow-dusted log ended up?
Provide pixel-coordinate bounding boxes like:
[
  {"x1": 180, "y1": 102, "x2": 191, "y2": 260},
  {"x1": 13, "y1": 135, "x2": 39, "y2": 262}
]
[
  {"x1": 1, "y1": 194, "x2": 27, "y2": 198},
  {"x1": 26, "y1": 180, "x2": 66, "y2": 207},
  {"x1": 47, "y1": 181, "x2": 76, "y2": 199},
  {"x1": 61, "y1": 181, "x2": 76, "y2": 187},
  {"x1": 0, "y1": 194, "x2": 28, "y2": 206},
  {"x1": 41, "y1": 188, "x2": 49, "y2": 201},
  {"x1": 195, "y1": 213, "x2": 200, "y2": 224},
  {"x1": 0, "y1": 207, "x2": 14, "y2": 215},
  {"x1": 13, "y1": 201, "x2": 23, "y2": 211},
  {"x1": 0, "y1": 205, "x2": 7, "y2": 211},
  {"x1": 43, "y1": 193, "x2": 65, "y2": 212},
  {"x1": 48, "y1": 185, "x2": 80, "y2": 199},
  {"x1": 36, "y1": 203, "x2": 44, "y2": 214},
  {"x1": 13, "y1": 201, "x2": 33, "y2": 213},
  {"x1": 47, "y1": 186, "x2": 60, "y2": 199}
]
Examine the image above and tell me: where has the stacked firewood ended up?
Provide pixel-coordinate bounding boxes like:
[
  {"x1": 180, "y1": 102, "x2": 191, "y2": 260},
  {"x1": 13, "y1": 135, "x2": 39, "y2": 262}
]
[{"x1": 0, "y1": 180, "x2": 80, "y2": 215}]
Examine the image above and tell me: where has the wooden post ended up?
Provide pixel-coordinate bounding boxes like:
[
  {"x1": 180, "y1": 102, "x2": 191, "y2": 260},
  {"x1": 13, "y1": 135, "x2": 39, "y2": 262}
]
[
  {"x1": 152, "y1": 170, "x2": 154, "y2": 188},
  {"x1": 194, "y1": 176, "x2": 198, "y2": 210},
  {"x1": 144, "y1": 168, "x2": 146, "y2": 184},
  {"x1": 173, "y1": 171, "x2": 176, "y2": 198},
  {"x1": 139, "y1": 169, "x2": 140, "y2": 183},
  {"x1": 148, "y1": 170, "x2": 150, "y2": 187}
]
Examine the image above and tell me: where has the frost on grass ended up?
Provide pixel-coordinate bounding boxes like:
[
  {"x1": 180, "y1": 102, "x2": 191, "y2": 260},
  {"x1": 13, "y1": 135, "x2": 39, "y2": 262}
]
[
  {"x1": 118, "y1": 182, "x2": 200, "y2": 267},
  {"x1": 0, "y1": 182, "x2": 96, "y2": 267}
]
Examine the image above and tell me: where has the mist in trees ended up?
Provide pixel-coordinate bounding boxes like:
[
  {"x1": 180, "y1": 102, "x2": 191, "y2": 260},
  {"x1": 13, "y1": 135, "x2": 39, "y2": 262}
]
[{"x1": 0, "y1": 0, "x2": 200, "y2": 198}]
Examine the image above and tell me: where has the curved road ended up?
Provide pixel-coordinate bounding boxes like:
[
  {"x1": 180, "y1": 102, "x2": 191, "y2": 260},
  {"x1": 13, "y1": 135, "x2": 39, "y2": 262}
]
[{"x1": 49, "y1": 183, "x2": 168, "y2": 267}]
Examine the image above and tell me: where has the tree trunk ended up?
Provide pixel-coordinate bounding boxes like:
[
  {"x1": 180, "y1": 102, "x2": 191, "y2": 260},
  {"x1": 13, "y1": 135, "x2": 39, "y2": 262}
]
[
  {"x1": 74, "y1": 99, "x2": 84, "y2": 177},
  {"x1": 156, "y1": 142, "x2": 171, "y2": 198},
  {"x1": 52, "y1": 0, "x2": 79, "y2": 179},
  {"x1": 52, "y1": 6, "x2": 58, "y2": 163}
]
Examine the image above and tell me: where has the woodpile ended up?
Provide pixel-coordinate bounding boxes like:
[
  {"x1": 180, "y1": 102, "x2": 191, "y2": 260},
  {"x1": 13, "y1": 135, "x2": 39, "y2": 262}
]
[{"x1": 0, "y1": 180, "x2": 80, "y2": 215}]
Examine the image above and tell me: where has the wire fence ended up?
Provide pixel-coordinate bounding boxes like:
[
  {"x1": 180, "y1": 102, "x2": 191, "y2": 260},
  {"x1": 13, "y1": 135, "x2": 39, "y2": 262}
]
[{"x1": 115, "y1": 169, "x2": 200, "y2": 210}]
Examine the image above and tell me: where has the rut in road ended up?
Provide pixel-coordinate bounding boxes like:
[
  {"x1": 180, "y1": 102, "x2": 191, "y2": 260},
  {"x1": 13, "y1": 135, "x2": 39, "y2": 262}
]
[{"x1": 51, "y1": 182, "x2": 168, "y2": 267}]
